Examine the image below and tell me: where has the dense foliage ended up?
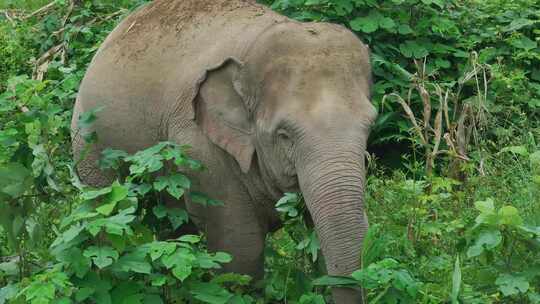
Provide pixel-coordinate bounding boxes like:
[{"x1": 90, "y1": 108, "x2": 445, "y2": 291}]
[{"x1": 0, "y1": 0, "x2": 539, "y2": 303}]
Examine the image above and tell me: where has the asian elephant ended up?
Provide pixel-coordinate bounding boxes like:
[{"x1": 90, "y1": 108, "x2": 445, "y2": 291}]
[{"x1": 71, "y1": 0, "x2": 377, "y2": 303}]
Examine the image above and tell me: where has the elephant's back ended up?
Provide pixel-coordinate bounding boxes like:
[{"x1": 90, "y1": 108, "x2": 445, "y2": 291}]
[{"x1": 74, "y1": 0, "x2": 284, "y2": 154}]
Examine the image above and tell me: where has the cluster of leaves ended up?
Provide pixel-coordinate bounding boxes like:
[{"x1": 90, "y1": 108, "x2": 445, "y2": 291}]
[{"x1": 1, "y1": 141, "x2": 255, "y2": 304}]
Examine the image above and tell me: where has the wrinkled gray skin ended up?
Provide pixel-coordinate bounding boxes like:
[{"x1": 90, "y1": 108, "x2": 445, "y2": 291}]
[{"x1": 72, "y1": 0, "x2": 377, "y2": 302}]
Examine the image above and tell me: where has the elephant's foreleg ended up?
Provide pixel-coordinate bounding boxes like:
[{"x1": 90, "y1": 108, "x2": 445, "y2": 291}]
[{"x1": 203, "y1": 197, "x2": 267, "y2": 280}]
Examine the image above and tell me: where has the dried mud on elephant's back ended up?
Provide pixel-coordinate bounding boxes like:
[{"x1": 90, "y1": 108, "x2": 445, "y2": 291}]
[
  {"x1": 107, "y1": 0, "x2": 265, "y2": 62},
  {"x1": 124, "y1": 0, "x2": 259, "y2": 37}
]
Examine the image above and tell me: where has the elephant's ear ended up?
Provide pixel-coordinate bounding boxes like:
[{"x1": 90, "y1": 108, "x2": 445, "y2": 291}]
[{"x1": 193, "y1": 58, "x2": 254, "y2": 173}]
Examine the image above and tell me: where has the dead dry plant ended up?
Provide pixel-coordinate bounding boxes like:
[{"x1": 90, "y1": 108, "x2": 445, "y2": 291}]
[{"x1": 383, "y1": 53, "x2": 490, "y2": 178}]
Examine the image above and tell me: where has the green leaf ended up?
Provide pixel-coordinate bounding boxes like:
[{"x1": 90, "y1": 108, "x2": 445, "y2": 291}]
[
  {"x1": 530, "y1": 151, "x2": 540, "y2": 167},
  {"x1": 111, "y1": 282, "x2": 142, "y2": 304},
  {"x1": 51, "y1": 222, "x2": 85, "y2": 247},
  {"x1": 213, "y1": 252, "x2": 233, "y2": 263},
  {"x1": 107, "y1": 181, "x2": 129, "y2": 204},
  {"x1": 189, "y1": 282, "x2": 233, "y2": 304},
  {"x1": 167, "y1": 208, "x2": 189, "y2": 229},
  {"x1": 161, "y1": 248, "x2": 195, "y2": 281},
  {"x1": 113, "y1": 251, "x2": 152, "y2": 274},
  {"x1": 0, "y1": 284, "x2": 19, "y2": 304},
  {"x1": 397, "y1": 24, "x2": 413, "y2": 34},
  {"x1": 147, "y1": 242, "x2": 177, "y2": 261},
  {"x1": 83, "y1": 246, "x2": 119, "y2": 269},
  {"x1": 510, "y1": 36, "x2": 537, "y2": 51},
  {"x1": 96, "y1": 182, "x2": 129, "y2": 215},
  {"x1": 153, "y1": 174, "x2": 190, "y2": 199},
  {"x1": 399, "y1": 41, "x2": 429, "y2": 58},
  {"x1": 178, "y1": 234, "x2": 201, "y2": 244},
  {"x1": 500, "y1": 145, "x2": 529, "y2": 156},
  {"x1": 0, "y1": 163, "x2": 32, "y2": 198},
  {"x1": 82, "y1": 187, "x2": 112, "y2": 201},
  {"x1": 99, "y1": 148, "x2": 129, "y2": 170},
  {"x1": 466, "y1": 230, "x2": 502, "y2": 258},
  {"x1": 86, "y1": 207, "x2": 136, "y2": 236},
  {"x1": 474, "y1": 198, "x2": 495, "y2": 213},
  {"x1": 162, "y1": 248, "x2": 196, "y2": 269},
  {"x1": 190, "y1": 192, "x2": 224, "y2": 207},
  {"x1": 451, "y1": 256, "x2": 461, "y2": 304},
  {"x1": 56, "y1": 247, "x2": 91, "y2": 278},
  {"x1": 498, "y1": 206, "x2": 523, "y2": 226},
  {"x1": 152, "y1": 205, "x2": 167, "y2": 219},
  {"x1": 495, "y1": 274, "x2": 530, "y2": 296},
  {"x1": 379, "y1": 17, "x2": 396, "y2": 30},
  {"x1": 22, "y1": 282, "x2": 55, "y2": 302},
  {"x1": 504, "y1": 18, "x2": 536, "y2": 32},
  {"x1": 350, "y1": 16, "x2": 378, "y2": 33},
  {"x1": 312, "y1": 275, "x2": 359, "y2": 286},
  {"x1": 77, "y1": 106, "x2": 105, "y2": 129}
]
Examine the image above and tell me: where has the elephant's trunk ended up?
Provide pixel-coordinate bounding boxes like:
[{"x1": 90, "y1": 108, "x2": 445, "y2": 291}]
[{"x1": 297, "y1": 139, "x2": 368, "y2": 303}]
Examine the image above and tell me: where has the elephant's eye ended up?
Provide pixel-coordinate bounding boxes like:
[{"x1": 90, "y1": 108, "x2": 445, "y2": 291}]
[{"x1": 276, "y1": 129, "x2": 291, "y2": 142}]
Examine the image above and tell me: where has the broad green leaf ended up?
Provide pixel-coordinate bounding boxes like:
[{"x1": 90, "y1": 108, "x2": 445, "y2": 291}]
[
  {"x1": 178, "y1": 234, "x2": 201, "y2": 244},
  {"x1": 213, "y1": 252, "x2": 233, "y2": 263},
  {"x1": 77, "y1": 106, "x2": 105, "y2": 129},
  {"x1": 56, "y1": 247, "x2": 91, "y2": 278},
  {"x1": 51, "y1": 223, "x2": 85, "y2": 247},
  {"x1": 474, "y1": 198, "x2": 495, "y2": 213},
  {"x1": 298, "y1": 293, "x2": 325, "y2": 304},
  {"x1": 466, "y1": 230, "x2": 502, "y2": 258},
  {"x1": 313, "y1": 275, "x2": 359, "y2": 286},
  {"x1": 167, "y1": 208, "x2": 189, "y2": 229},
  {"x1": 399, "y1": 40, "x2": 429, "y2": 58},
  {"x1": 113, "y1": 251, "x2": 152, "y2": 274},
  {"x1": 86, "y1": 207, "x2": 136, "y2": 236},
  {"x1": 350, "y1": 16, "x2": 378, "y2": 33},
  {"x1": 189, "y1": 282, "x2": 233, "y2": 304},
  {"x1": 82, "y1": 187, "x2": 112, "y2": 201},
  {"x1": 162, "y1": 248, "x2": 196, "y2": 270},
  {"x1": 152, "y1": 205, "x2": 167, "y2": 219},
  {"x1": 191, "y1": 192, "x2": 224, "y2": 207},
  {"x1": 147, "y1": 242, "x2": 177, "y2": 261},
  {"x1": 22, "y1": 282, "x2": 55, "y2": 302},
  {"x1": 107, "y1": 181, "x2": 129, "y2": 204},
  {"x1": 172, "y1": 262, "x2": 192, "y2": 281},
  {"x1": 0, "y1": 284, "x2": 18, "y2": 304},
  {"x1": 111, "y1": 282, "x2": 142, "y2": 304},
  {"x1": 397, "y1": 24, "x2": 413, "y2": 34},
  {"x1": 99, "y1": 148, "x2": 129, "y2": 170},
  {"x1": 498, "y1": 206, "x2": 523, "y2": 226},
  {"x1": 495, "y1": 274, "x2": 530, "y2": 296},
  {"x1": 153, "y1": 173, "x2": 190, "y2": 199},
  {"x1": 83, "y1": 246, "x2": 119, "y2": 269},
  {"x1": 510, "y1": 36, "x2": 537, "y2": 51},
  {"x1": 75, "y1": 287, "x2": 95, "y2": 302},
  {"x1": 0, "y1": 163, "x2": 32, "y2": 198},
  {"x1": 529, "y1": 151, "x2": 540, "y2": 167}
]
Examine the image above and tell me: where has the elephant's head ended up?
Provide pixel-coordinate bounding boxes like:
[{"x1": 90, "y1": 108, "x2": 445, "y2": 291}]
[{"x1": 195, "y1": 21, "x2": 376, "y2": 302}]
